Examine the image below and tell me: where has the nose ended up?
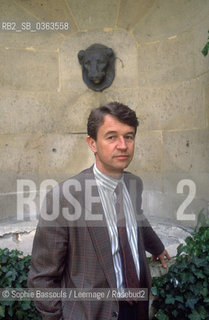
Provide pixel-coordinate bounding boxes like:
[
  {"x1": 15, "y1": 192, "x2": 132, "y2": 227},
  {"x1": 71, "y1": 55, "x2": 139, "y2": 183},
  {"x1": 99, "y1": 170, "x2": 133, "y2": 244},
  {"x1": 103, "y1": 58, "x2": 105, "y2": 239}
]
[{"x1": 116, "y1": 137, "x2": 127, "y2": 150}]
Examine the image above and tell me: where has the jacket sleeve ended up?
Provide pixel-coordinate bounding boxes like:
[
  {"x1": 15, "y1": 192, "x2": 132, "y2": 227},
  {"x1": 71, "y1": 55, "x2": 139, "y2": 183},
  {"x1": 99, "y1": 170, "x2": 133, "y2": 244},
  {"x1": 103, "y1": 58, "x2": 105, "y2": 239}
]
[
  {"x1": 134, "y1": 175, "x2": 165, "y2": 256},
  {"x1": 141, "y1": 218, "x2": 165, "y2": 256},
  {"x1": 28, "y1": 186, "x2": 68, "y2": 320}
]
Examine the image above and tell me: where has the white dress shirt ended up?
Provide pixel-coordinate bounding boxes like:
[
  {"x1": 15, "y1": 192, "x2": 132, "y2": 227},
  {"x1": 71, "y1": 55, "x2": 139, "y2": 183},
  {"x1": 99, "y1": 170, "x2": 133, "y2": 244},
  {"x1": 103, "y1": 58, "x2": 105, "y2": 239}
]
[{"x1": 93, "y1": 164, "x2": 140, "y2": 289}]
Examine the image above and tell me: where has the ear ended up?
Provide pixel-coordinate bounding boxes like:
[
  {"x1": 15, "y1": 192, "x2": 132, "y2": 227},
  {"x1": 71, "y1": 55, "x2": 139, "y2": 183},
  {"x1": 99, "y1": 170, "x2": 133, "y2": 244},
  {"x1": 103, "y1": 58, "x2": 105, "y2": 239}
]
[
  {"x1": 86, "y1": 136, "x2": 97, "y2": 153},
  {"x1": 78, "y1": 50, "x2": 85, "y2": 64}
]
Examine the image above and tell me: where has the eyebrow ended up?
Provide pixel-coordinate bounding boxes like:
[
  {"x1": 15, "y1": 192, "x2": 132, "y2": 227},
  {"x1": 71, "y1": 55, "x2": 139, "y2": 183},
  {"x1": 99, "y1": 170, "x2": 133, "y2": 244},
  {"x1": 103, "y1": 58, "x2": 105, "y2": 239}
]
[{"x1": 104, "y1": 130, "x2": 135, "y2": 137}]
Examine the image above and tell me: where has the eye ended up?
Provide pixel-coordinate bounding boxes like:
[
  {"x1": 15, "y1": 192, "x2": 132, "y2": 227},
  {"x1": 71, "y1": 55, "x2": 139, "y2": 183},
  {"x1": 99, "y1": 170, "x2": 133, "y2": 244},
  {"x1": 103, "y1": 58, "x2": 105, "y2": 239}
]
[
  {"x1": 97, "y1": 61, "x2": 107, "y2": 71},
  {"x1": 124, "y1": 135, "x2": 134, "y2": 141},
  {"x1": 107, "y1": 136, "x2": 116, "y2": 141},
  {"x1": 84, "y1": 61, "x2": 90, "y2": 70}
]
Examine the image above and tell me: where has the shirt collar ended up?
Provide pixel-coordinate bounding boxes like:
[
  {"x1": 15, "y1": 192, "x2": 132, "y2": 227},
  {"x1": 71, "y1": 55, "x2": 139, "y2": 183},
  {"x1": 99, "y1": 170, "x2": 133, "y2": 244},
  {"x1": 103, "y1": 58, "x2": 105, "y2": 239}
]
[{"x1": 93, "y1": 164, "x2": 124, "y2": 193}]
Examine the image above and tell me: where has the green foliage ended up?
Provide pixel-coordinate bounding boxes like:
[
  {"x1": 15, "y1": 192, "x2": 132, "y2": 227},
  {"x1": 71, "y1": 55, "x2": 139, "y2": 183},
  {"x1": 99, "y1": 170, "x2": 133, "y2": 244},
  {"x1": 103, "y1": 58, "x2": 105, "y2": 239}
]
[
  {"x1": 202, "y1": 30, "x2": 209, "y2": 56},
  {"x1": 151, "y1": 211, "x2": 209, "y2": 320},
  {"x1": 0, "y1": 248, "x2": 41, "y2": 320}
]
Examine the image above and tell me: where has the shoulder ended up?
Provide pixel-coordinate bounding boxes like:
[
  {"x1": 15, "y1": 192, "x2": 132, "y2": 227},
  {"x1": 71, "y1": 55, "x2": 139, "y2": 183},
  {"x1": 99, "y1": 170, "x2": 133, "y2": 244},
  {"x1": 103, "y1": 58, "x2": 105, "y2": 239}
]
[
  {"x1": 123, "y1": 170, "x2": 143, "y2": 189},
  {"x1": 59, "y1": 166, "x2": 94, "y2": 187},
  {"x1": 45, "y1": 166, "x2": 94, "y2": 200}
]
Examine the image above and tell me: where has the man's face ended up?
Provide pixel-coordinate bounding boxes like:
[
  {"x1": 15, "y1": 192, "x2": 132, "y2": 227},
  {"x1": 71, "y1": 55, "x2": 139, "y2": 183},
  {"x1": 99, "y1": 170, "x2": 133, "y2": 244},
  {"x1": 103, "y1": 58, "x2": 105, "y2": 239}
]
[{"x1": 87, "y1": 114, "x2": 135, "y2": 176}]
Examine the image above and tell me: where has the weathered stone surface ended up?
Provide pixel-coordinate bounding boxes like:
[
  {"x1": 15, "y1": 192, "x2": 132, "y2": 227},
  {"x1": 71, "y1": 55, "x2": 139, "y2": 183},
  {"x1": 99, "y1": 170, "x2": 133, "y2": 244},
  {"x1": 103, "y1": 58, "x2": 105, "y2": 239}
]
[
  {"x1": 66, "y1": 0, "x2": 117, "y2": 29},
  {"x1": 138, "y1": 173, "x2": 163, "y2": 193},
  {"x1": 163, "y1": 129, "x2": 209, "y2": 173},
  {"x1": 0, "y1": 193, "x2": 19, "y2": 220},
  {"x1": 14, "y1": 0, "x2": 77, "y2": 34},
  {"x1": 137, "y1": 172, "x2": 209, "y2": 229},
  {"x1": 0, "y1": 33, "x2": 65, "y2": 51},
  {"x1": 142, "y1": 190, "x2": 177, "y2": 222},
  {"x1": 138, "y1": 31, "x2": 195, "y2": 85},
  {"x1": 133, "y1": 0, "x2": 209, "y2": 43},
  {"x1": 60, "y1": 30, "x2": 138, "y2": 92},
  {"x1": 59, "y1": 91, "x2": 100, "y2": 133},
  {"x1": 129, "y1": 131, "x2": 163, "y2": 174},
  {"x1": 137, "y1": 79, "x2": 205, "y2": 130},
  {"x1": 164, "y1": 172, "x2": 208, "y2": 198},
  {"x1": 0, "y1": 219, "x2": 37, "y2": 237},
  {"x1": 161, "y1": 175, "x2": 208, "y2": 230},
  {"x1": 0, "y1": 231, "x2": 35, "y2": 256},
  {"x1": 163, "y1": 173, "x2": 209, "y2": 210},
  {"x1": 37, "y1": 134, "x2": 94, "y2": 178},
  {"x1": 0, "y1": 92, "x2": 51, "y2": 134},
  {"x1": 0, "y1": 135, "x2": 39, "y2": 219},
  {"x1": 0, "y1": 190, "x2": 39, "y2": 220},
  {"x1": 117, "y1": 0, "x2": 155, "y2": 31},
  {"x1": 0, "y1": 49, "x2": 58, "y2": 91},
  {"x1": 0, "y1": 135, "x2": 38, "y2": 174},
  {"x1": 0, "y1": 0, "x2": 34, "y2": 20},
  {"x1": 1, "y1": 172, "x2": 39, "y2": 219},
  {"x1": 99, "y1": 89, "x2": 138, "y2": 111},
  {"x1": 0, "y1": 92, "x2": 85, "y2": 134},
  {"x1": 142, "y1": 190, "x2": 200, "y2": 229},
  {"x1": 150, "y1": 220, "x2": 193, "y2": 255},
  {"x1": 149, "y1": 259, "x2": 175, "y2": 277}
]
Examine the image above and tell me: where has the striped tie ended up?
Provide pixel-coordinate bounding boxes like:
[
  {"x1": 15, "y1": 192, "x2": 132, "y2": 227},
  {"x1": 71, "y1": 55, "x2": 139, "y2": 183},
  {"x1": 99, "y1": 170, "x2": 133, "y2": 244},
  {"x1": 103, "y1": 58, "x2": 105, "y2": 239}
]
[{"x1": 115, "y1": 182, "x2": 140, "y2": 289}]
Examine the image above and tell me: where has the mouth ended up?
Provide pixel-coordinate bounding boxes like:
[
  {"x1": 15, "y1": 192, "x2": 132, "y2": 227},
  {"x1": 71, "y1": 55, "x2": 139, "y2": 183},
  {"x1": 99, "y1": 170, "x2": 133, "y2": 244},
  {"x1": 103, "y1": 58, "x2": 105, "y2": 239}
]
[
  {"x1": 114, "y1": 155, "x2": 129, "y2": 160},
  {"x1": 91, "y1": 78, "x2": 102, "y2": 84}
]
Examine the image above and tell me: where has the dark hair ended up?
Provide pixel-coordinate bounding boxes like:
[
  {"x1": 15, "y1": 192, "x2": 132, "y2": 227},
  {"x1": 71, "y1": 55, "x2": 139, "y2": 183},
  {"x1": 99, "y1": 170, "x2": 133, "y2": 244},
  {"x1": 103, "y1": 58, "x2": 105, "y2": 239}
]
[{"x1": 87, "y1": 102, "x2": 139, "y2": 140}]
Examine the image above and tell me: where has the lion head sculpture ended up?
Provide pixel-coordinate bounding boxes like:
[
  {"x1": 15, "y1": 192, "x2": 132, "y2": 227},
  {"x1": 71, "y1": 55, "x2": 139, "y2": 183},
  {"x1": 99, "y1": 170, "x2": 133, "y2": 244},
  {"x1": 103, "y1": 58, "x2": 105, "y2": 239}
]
[{"x1": 78, "y1": 43, "x2": 115, "y2": 91}]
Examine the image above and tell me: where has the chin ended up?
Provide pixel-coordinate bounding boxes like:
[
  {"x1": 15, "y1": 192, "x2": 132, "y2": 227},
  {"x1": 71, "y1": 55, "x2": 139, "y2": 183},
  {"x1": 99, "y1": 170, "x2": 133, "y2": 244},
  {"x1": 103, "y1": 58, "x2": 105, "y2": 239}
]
[
  {"x1": 115, "y1": 164, "x2": 129, "y2": 172},
  {"x1": 117, "y1": 161, "x2": 131, "y2": 169}
]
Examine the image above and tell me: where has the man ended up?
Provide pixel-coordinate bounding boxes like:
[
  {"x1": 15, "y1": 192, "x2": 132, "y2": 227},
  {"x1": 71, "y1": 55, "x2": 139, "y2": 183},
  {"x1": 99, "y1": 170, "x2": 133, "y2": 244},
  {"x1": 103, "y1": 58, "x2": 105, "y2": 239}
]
[{"x1": 28, "y1": 102, "x2": 170, "y2": 320}]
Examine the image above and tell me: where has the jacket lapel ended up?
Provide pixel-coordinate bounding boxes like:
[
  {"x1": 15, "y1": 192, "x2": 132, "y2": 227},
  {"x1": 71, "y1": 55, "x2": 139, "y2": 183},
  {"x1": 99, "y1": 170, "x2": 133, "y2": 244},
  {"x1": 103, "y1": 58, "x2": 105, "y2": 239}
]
[{"x1": 88, "y1": 225, "x2": 117, "y2": 288}]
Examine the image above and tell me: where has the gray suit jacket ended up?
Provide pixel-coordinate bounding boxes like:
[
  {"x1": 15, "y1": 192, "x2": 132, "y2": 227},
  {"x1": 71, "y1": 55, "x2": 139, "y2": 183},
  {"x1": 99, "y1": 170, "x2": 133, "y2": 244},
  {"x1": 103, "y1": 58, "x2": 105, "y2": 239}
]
[{"x1": 28, "y1": 166, "x2": 164, "y2": 320}]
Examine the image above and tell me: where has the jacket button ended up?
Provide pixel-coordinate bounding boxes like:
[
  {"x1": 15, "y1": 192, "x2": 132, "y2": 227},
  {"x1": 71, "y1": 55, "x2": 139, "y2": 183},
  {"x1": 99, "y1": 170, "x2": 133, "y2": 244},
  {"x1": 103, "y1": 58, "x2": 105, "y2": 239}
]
[{"x1": 112, "y1": 311, "x2": 119, "y2": 317}]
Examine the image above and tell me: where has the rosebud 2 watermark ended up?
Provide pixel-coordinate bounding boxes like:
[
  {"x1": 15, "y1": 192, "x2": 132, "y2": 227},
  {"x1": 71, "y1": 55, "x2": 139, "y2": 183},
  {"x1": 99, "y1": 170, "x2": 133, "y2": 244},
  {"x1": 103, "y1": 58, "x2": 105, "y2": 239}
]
[{"x1": 16, "y1": 178, "x2": 202, "y2": 224}]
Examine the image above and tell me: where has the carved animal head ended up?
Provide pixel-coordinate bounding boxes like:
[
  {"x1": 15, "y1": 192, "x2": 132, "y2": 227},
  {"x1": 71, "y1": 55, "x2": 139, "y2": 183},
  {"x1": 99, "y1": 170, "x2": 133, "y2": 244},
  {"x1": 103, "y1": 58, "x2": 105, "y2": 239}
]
[{"x1": 78, "y1": 43, "x2": 115, "y2": 91}]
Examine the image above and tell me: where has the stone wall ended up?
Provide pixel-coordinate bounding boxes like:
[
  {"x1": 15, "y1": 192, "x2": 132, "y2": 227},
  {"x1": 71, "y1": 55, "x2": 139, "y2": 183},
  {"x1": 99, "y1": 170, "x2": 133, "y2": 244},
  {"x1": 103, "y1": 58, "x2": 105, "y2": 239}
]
[{"x1": 0, "y1": 0, "x2": 208, "y2": 254}]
